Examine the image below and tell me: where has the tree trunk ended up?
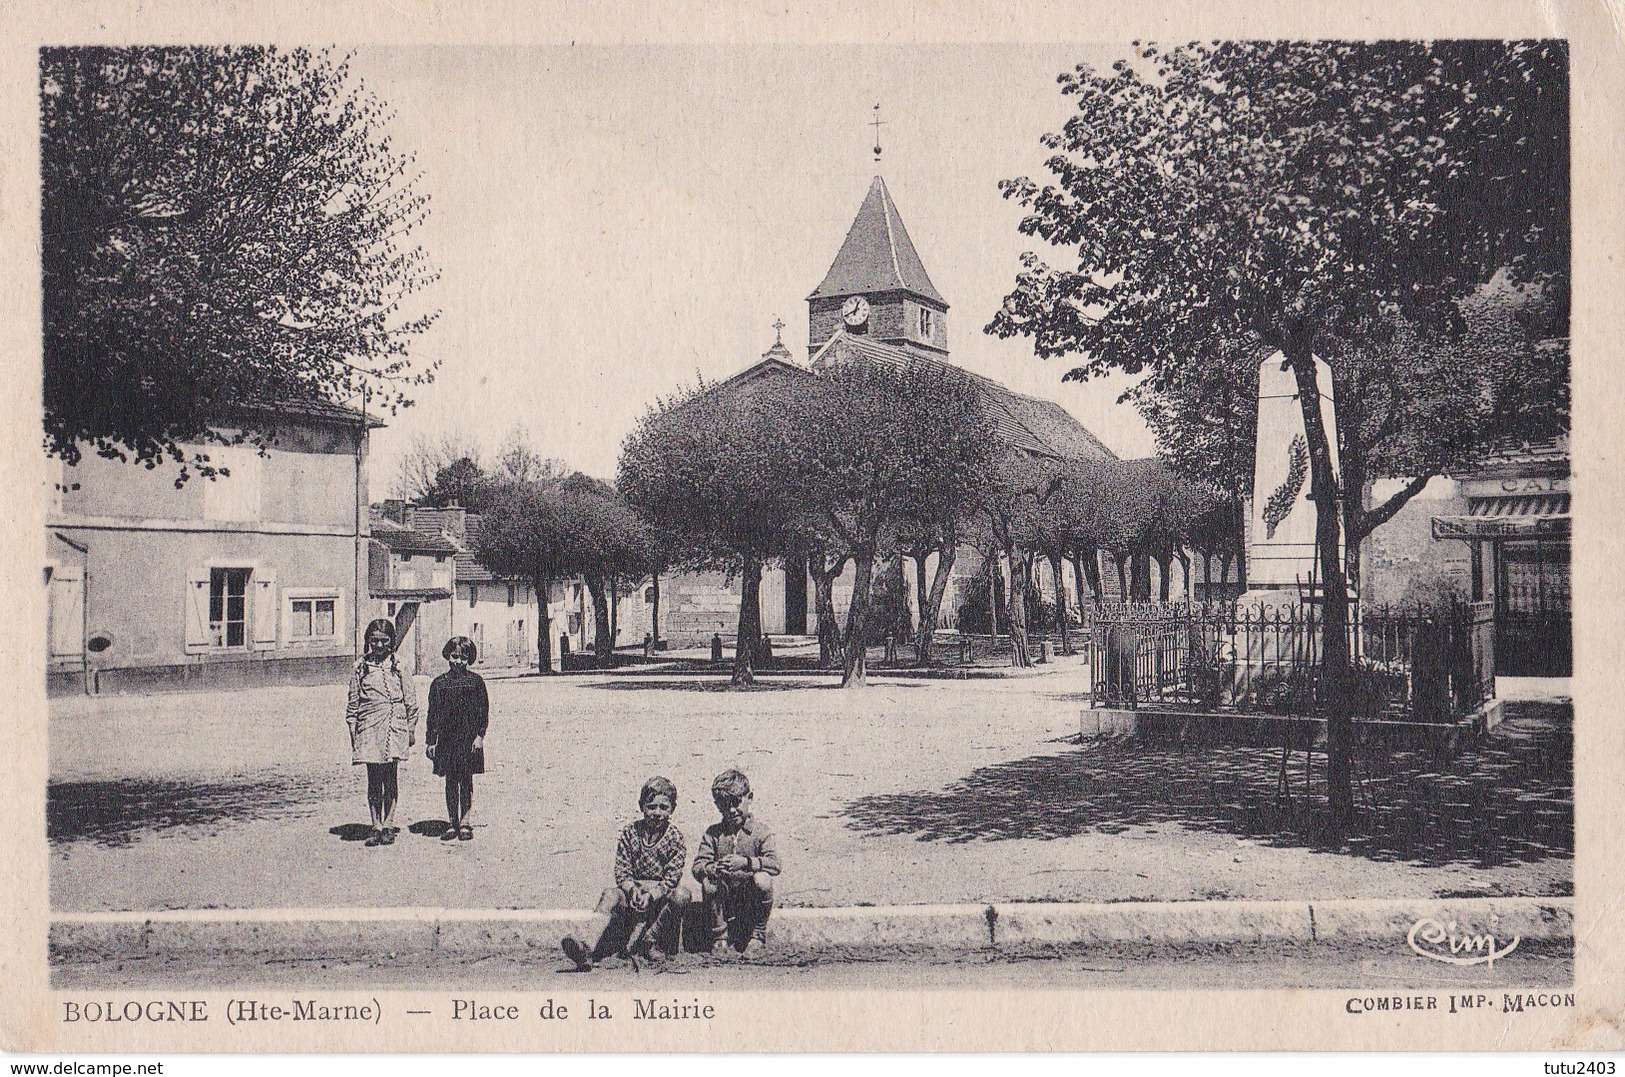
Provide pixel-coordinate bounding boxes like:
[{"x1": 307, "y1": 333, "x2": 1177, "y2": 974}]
[
  {"x1": 913, "y1": 552, "x2": 929, "y2": 642},
  {"x1": 584, "y1": 574, "x2": 614, "y2": 668},
  {"x1": 916, "y1": 539, "x2": 958, "y2": 666},
  {"x1": 608, "y1": 575, "x2": 619, "y2": 646},
  {"x1": 1284, "y1": 346, "x2": 1354, "y2": 826},
  {"x1": 1176, "y1": 550, "x2": 1191, "y2": 603},
  {"x1": 1076, "y1": 547, "x2": 1102, "y2": 602},
  {"x1": 841, "y1": 548, "x2": 876, "y2": 688},
  {"x1": 1156, "y1": 551, "x2": 1172, "y2": 602},
  {"x1": 991, "y1": 554, "x2": 1007, "y2": 635},
  {"x1": 732, "y1": 553, "x2": 763, "y2": 687},
  {"x1": 534, "y1": 572, "x2": 554, "y2": 674},
  {"x1": 1202, "y1": 550, "x2": 1212, "y2": 602},
  {"x1": 1131, "y1": 550, "x2": 1152, "y2": 601},
  {"x1": 887, "y1": 556, "x2": 911, "y2": 640},
  {"x1": 1050, "y1": 552, "x2": 1072, "y2": 655},
  {"x1": 1005, "y1": 543, "x2": 1032, "y2": 667},
  {"x1": 811, "y1": 548, "x2": 843, "y2": 669},
  {"x1": 1233, "y1": 496, "x2": 1249, "y2": 592},
  {"x1": 650, "y1": 571, "x2": 661, "y2": 645},
  {"x1": 1114, "y1": 551, "x2": 1128, "y2": 600}
]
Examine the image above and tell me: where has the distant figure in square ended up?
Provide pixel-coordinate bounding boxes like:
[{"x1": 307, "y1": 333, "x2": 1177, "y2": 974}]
[
  {"x1": 693, "y1": 768, "x2": 779, "y2": 953},
  {"x1": 346, "y1": 618, "x2": 419, "y2": 847},
  {"x1": 561, "y1": 776, "x2": 691, "y2": 970},
  {"x1": 426, "y1": 636, "x2": 489, "y2": 843}
]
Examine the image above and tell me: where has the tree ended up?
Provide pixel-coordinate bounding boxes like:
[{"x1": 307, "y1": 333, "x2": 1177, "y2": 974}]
[
  {"x1": 799, "y1": 360, "x2": 996, "y2": 687},
  {"x1": 553, "y1": 473, "x2": 659, "y2": 668},
  {"x1": 988, "y1": 40, "x2": 1566, "y2": 824},
  {"x1": 42, "y1": 47, "x2": 439, "y2": 482},
  {"x1": 394, "y1": 433, "x2": 482, "y2": 505},
  {"x1": 1332, "y1": 281, "x2": 1568, "y2": 597},
  {"x1": 892, "y1": 387, "x2": 1000, "y2": 667},
  {"x1": 473, "y1": 478, "x2": 571, "y2": 675},
  {"x1": 970, "y1": 453, "x2": 1064, "y2": 667},
  {"x1": 619, "y1": 376, "x2": 811, "y2": 687},
  {"x1": 1128, "y1": 336, "x2": 1258, "y2": 592}
]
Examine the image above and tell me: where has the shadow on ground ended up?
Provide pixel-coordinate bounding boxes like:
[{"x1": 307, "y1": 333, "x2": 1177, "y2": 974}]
[
  {"x1": 589, "y1": 679, "x2": 842, "y2": 693},
  {"x1": 48, "y1": 774, "x2": 333, "y2": 847},
  {"x1": 844, "y1": 703, "x2": 1572, "y2": 870}
]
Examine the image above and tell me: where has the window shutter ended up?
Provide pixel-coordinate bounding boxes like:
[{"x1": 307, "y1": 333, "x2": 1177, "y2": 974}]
[
  {"x1": 184, "y1": 568, "x2": 211, "y2": 654},
  {"x1": 48, "y1": 566, "x2": 83, "y2": 660},
  {"x1": 252, "y1": 571, "x2": 278, "y2": 648}
]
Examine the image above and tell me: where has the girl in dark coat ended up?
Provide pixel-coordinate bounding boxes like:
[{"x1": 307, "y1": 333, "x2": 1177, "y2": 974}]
[{"x1": 426, "y1": 636, "x2": 489, "y2": 842}]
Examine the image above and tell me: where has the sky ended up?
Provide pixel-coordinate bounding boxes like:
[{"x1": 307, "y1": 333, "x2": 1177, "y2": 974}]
[{"x1": 351, "y1": 44, "x2": 1156, "y2": 494}]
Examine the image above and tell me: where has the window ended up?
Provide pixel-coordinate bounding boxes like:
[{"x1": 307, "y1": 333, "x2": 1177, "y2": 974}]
[
  {"x1": 435, "y1": 554, "x2": 447, "y2": 563},
  {"x1": 209, "y1": 567, "x2": 251, "y2": 648},
  {"x1": 918, "y1": 307, "x2": 933, "y2": 339},
  {"x1": 401, "y1": 553, "x2": 413, "y2": 563},
  {"x1": 290, "y1": 597, "x2": 336, "y2": 639},
  {"x1": 469, "y1": 585, "x2": 478, "y2": 608},
  {"x1": 387, "y1": 602, "x2": 397, "y2": 617},
  {"x1": 284, "y1": 588, "x2": 342, "y2": 644},
  {"x1": 507, "y1": 583, "x2": 516, "y2": 607}
]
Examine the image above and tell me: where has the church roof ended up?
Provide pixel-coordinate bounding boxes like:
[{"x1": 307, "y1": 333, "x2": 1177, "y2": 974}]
[
  {"x1": 807, "y1": 332, "x2": 1114, "y2": 463},
  {"x1": 808, "y1": 176, "x2": 946, "y2": 306}
]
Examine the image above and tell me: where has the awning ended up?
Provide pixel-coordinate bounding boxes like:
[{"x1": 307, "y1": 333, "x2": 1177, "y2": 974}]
[
  {"x1": 1467, "y1": 493, "x2": 1569, "y2": 517},
  {"x1": 1432, "y1": 494, "x2": 1570, "y2": 541}
]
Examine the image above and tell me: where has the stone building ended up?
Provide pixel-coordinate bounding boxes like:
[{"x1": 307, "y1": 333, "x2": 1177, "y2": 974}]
[{"x1": 46, "y1": 400, "x2": 375, "y2": 695}]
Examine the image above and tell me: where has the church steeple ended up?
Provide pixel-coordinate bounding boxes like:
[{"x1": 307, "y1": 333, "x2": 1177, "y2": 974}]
[{"x1": 807, "y1": 176, "x2": 948, "y2": 359}]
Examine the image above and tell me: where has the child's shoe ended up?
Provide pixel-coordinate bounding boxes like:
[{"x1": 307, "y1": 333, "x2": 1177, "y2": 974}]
[
  {"x1": 561, "y1": 935, "x2": 594, "y2": 971},
  {"x1": 364, "y1": 830, "x2": 384, "y2": 847},
  {"x1": 741, "y1": 929, "x2": 767, "y2": 956}
]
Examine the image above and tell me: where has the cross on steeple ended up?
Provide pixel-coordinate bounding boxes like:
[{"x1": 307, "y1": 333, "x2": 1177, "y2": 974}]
[
  {"x1": 771, "y1": 316, "x2": 786, "y2": 344},
  {"x1": 870, "y1": 103, "x2": 886, "y2": 162}
]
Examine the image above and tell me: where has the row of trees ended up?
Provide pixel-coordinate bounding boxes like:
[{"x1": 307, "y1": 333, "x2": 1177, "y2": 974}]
[
  {"x1": 617, "y1": 359, "x2": 1236, "y2": 688},
  {"x1": 987, "y1": 40, "x2": 1569, "y2": 822}
]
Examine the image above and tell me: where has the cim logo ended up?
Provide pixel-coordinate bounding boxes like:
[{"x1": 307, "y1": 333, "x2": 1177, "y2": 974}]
[{"x1": 1407, "y1": 918, "x2": 1520, "y2": 967}]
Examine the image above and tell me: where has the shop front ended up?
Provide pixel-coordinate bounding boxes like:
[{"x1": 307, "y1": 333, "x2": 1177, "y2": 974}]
[{"x1": 1431, "y1": 443, "x2": 1570, "y2": 677}]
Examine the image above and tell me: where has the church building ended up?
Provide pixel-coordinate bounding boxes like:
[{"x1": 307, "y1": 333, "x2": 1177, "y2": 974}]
[{"x1": 650, "y1": 175, "x2": 1116, "y2": 648}]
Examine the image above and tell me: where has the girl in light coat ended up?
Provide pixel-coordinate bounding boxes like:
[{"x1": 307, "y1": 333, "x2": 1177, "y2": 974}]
[{"x1": 346, "y1": 618, "x2": 419, "y2": 846}]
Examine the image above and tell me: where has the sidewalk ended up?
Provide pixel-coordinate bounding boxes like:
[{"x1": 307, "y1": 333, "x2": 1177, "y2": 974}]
[{"x1": 52, "y1": 896, "x2": 1571, "y2": 965}]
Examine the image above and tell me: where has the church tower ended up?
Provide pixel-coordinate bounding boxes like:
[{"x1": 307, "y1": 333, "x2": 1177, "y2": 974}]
[{"x1": 807, "y1": 176, "x2": 948, "y2": 360}]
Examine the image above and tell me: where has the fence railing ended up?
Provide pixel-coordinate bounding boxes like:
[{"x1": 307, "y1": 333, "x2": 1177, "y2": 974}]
[{"x1": 1086, "y1": 600, "x2": 1494, "y2": 723}]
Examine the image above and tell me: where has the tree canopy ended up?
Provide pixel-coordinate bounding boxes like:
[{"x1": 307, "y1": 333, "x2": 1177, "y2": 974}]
[
  {"x1": 618, "y1": 374, "x2": 811, "y2": 684},
  {"x1": 42, "y1": 47, "x2": 439, "y2": 481},
  {"x1": 986, "y1": 39, "x2": 1568, "y2": 820},
  {"x1": 799, "y1": 359, "x2": 997, "y2": 684},
  {"x1": 475, "y1": 469, "x2": 656, "y2": 671}
]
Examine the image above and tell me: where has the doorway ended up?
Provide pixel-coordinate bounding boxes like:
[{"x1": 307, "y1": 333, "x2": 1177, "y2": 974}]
[{"x1": 1495, "y1": 540, "x2": 1571, "y2": 677}]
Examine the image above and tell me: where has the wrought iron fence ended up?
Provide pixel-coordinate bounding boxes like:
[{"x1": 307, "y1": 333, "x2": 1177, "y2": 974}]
[{"x1": 1086, "y1": 600, "x2": 1494, "y2": 723}]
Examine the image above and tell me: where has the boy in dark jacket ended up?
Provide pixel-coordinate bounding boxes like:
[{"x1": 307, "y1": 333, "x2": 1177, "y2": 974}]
[{"x1": 692, "y1": 769, "x2": 780, "y2": 953}]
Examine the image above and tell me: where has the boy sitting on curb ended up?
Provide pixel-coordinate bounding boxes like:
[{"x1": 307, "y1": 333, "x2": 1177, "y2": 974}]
[
  {"x1": 562, "y1": 776, "x2": 691, "y2": 969},
  {"x1": 692, "y1": 769, "x2": 780, "y2": 954}
]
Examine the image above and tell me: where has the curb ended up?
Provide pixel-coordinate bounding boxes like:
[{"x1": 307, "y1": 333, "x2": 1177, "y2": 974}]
[{"x1": 49, "y1": 897, "x2": 1571, "y2": 964}]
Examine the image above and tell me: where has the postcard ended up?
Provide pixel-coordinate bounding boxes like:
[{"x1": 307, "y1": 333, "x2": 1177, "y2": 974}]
[{"x1": 2, "y1": 0, "x2": 1621, "y2": 1054}]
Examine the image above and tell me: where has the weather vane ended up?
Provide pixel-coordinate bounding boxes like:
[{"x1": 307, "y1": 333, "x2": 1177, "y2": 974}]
[{"x1": 870, "y1": 103, "x2": 886, "y2": 162}]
